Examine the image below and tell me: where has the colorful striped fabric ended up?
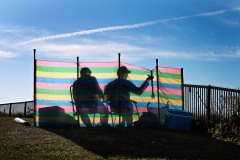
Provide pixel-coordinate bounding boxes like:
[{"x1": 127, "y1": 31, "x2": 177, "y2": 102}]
[
  {"x1": 35, "y1": 60, "x2": 183, "y2": 127},
  {"x1": 157, "y1": 67, "x2": 183, "y2": 110},
  {"x1": 35, "y1": 60, "x2": 78, "y2": 127}
]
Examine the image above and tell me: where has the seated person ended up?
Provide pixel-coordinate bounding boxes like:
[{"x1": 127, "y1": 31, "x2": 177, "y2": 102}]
[
  {"x1": 104, "y1": 66, "x2": 153, "y2": 127},
  {"x1": 73, "y1": 67, "x2": 108, "y2": 127}
]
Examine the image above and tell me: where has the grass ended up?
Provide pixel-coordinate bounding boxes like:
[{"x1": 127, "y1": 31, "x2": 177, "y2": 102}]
[{"x1": 0, "y1": 117, "x2": 239, "y2": 160}]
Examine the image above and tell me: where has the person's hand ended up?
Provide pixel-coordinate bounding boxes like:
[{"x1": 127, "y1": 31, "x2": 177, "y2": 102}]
[{"x1": 146, "y1": 75, "x2": 154, "y2": 81}]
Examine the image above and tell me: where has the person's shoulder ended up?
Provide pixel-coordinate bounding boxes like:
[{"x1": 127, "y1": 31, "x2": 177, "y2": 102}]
[
  {"x1": 90, "y1": 75, "x2": 96, "y2": 78},
  {"x1": 120, "y1": 78, "x2": 131, "y2": 84},
  {"x1": 73, "y1": 78, "x2": 80, "y2": 84},
  {"x1": 105, "y1": 79, "x2": 117, "y2": 88}
]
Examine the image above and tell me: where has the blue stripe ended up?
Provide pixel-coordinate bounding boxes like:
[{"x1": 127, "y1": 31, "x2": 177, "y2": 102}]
[
  {"x1": 37, "y1": 77, "x2": 157, "y2": 86},
  {"x1": 37, "y1": 77, "x2": 76, "y2": 84},
  {"x1": 36, "y1": 99, "x2": 73, "y2": 106},
  {"x1": 159, "y1": 83, "x2": 182, "y2": 90}
]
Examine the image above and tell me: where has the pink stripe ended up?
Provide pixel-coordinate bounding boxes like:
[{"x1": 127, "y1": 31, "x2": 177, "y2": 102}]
[
  {"x1": 122, "y1": 62, "x2": 150, "y2": 71},
  {"x1": 37, "y1": 82, "x2": 181, "y2": 96},
  {"x1": 36, "y1": 60, "x2": 150, "y2": 72},
  {"x1": 37, "y1": 60, "x2": 76, "y2": 67},
  {"x1": 80, "y1": 62, "x2": 118, "y2": 68},
  {"x1": 37, "y1": 82, "x2": 107, "y2": 90},
  {"x1": 159, "y1": 88, "x2": 182, "y2": 95},
  {"x1": 36, "y1": 82, "x2": 72, "y2": 89},
  {"x1": 158, "y1": 67, "x2": 181, "y2": 74},
  {"x1": 135, "y1": 108, "x2": 166, "y2": 114},
  {"x1": 80, "y1": 62, "x2": 150, "y2": 71}
]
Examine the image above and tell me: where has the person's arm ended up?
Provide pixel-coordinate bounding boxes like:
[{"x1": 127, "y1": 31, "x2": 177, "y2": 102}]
[{"x1": 125, "y1": 76, "x2": 153, "y2": 95}]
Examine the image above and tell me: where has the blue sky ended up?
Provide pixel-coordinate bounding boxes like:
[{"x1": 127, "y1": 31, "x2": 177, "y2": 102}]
[{"x1": 0, "y1": 0, "x2": 240, "y2": 103}]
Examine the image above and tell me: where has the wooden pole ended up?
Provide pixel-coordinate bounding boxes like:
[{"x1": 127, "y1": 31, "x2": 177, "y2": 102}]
[
  {"x1": 33, "y1": 49, "x2": 36, "y2": 126},
  {"x1": 151, "y1": 70, "x2": 155, "y2": 99},
  {"x1": 77, "y1": 57, "x2": 79, "y2": 78},
  {"x1": 181, "y1": 68, "x2": 185, "y2": 110},
  {"x1": 156, "y1": 59, "x2": 161, "y2": 125},
  {"x1": 117, "y1": 53, "x2": 121, "y2": 126},
  {"x1": 76, "y1": 57, "x2": 80, "y2": 127}
]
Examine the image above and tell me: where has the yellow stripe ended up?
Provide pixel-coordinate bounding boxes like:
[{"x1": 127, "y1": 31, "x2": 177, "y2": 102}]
[
  {"x1": 160, "y1": 97, "x2": 182, "y2": 106},
  {"x1": 37, "y1": 71, "x2": 118, "y2": 79},
  {"x1": 37, "y1": 71, "x2": 76, "y2": 78},
  {"x1": 159, "y1": 77, "x2": 182, "y2": 84},
  {"x1": 36, "y1": 93, "x2": 157, "y2": 102},
  {"x1": 127, "y1": 74, "x2": 151, "y2": 81},
  {"x1": 131, "y1": 96, "x2": 158, "y2": 103},
  {"x1": 36, "y1": 93, "x2": 182, "y2": 106},
  {"x1": 91, "y1": 73, "x2": 117, "y2": 79},
  {"x1": 37, "y1": 71, "x2": 158, "y2": 81},
  {"x1": 36, "y1": 94, "x2": 72, "y2": 101}
]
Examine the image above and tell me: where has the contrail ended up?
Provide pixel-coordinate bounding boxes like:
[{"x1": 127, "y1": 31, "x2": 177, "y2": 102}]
[{"x1": 22, "y1": 8, "x2": 239, "y2": 45}]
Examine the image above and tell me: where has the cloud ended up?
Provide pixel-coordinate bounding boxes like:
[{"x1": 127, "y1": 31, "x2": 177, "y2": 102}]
[
  {"x1": 33, "y1": 41, "x2": 144, "y2": 62},
  {"x1": 0, "y1": 50, "x2": 15, "y2": 58},
  {"x1": 220, "y1": 18, "x2": 240, "y2": 26},
  {"x1": 30, "y1": 39, "x2": 240, "y2": 63},
  {"x1": 21, "y1": 8, "x2": 239, "y2": 45},
  {"x1": 31, "y1": 41, "x2": 196, "y2": 63}
]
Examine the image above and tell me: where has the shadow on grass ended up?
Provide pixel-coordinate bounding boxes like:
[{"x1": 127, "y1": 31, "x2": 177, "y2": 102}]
[
  {"x1": 41, "y1": 125, "x2": 240, "y2": 159},
  {"x1": 37, "y1": 107, "x2": 240, "y2": 159}
]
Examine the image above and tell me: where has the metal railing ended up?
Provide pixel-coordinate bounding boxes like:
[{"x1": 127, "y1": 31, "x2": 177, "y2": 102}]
[
  {"x1": 184, "y1": 84, "x2": 240, "y2": 128},
  {"x1": 0, "y1": 101, "x2": 34, "y2": 117}
]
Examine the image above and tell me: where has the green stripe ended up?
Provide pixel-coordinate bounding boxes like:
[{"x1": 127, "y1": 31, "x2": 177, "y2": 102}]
[
  {"x1": 83, "y1": 67, "x2": 117, "y2": 73},
  {"x1": 37, "y1": 65, "x2": 77, "y2": 73},
  {"x1": 37, "y1": 65, "x2": 150, "y2": 75},
  {"x1": 37, "y1": 88, "x2": 154, "y2": 97},
  {"x1": 37, "y1": 88, "x2": 70, "y2": 95},
  {"x1": 159, "y1": 93, "x2": 182, "y2": 100},
  {"x1": 158, "y1": 72, "x2": 181, "y2": 79},
  {"x1": 36, "y1": 88, "x2": 181, "y2": 100},
  {"x1": 87, "y1": 67, "x2": 150, "y2": 75}
]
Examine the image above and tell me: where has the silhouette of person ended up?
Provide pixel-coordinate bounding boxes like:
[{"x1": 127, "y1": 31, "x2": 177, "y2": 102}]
[
  {"x1": 104, "y1": 66, "x2": 153, "y2": 127},
  {"x1": 73, "y1": 67, "x2": 108, "y2": 127}
]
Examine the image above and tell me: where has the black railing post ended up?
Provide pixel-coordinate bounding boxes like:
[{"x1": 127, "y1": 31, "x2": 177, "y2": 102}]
[
  {"x1": 206, "y1": 85, "x2": 211, "y2": 128},
  {"x1": 24, "y1": 101, "x2": 27, "y2": 117},
  {"x1": 9, "y1": 103, "x2": 12, "y2": 117}
]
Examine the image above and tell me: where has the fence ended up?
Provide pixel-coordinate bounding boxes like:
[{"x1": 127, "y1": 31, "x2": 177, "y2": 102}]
[
  {"x1": 1, "y1": 84, "x2": 239, "y2": 128},
  {"x1": 184, "y1": 84, "x2": 240, "y2": 128},
  {"x1": 0, "y1": 101, "x2": 34, "y2": 117}
]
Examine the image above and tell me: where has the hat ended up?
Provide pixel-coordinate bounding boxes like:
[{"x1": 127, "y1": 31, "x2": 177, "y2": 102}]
[
  {"x1": 80, "y1": 67, "x2": 91, "y2": 75},
  {"x1": 117, "y1": 66, "x2": 131, "y2": 74}
]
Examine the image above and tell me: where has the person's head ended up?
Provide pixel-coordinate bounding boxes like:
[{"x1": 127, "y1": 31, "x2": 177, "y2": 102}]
[
  {"x1": 80, "y1": 67, "x2": 91, "y2": 77},
  {"x1": 117, "y1": 66, "x2": 131, "y2": 79}
]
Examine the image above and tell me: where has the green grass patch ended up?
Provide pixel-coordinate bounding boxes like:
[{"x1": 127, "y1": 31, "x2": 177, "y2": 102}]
[{"x1": 0, "y1": 117, "x2": 239, "y2": 159}]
